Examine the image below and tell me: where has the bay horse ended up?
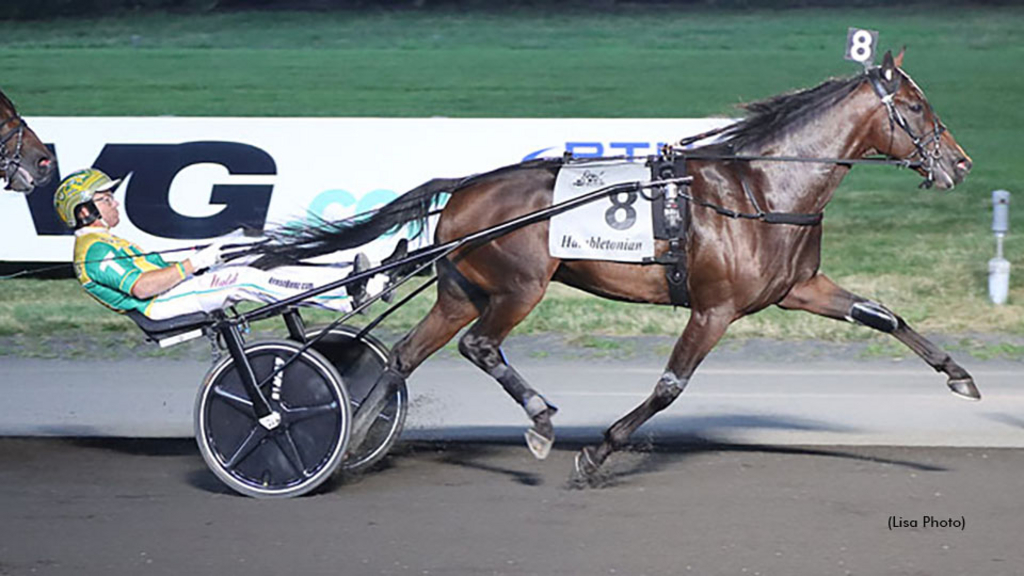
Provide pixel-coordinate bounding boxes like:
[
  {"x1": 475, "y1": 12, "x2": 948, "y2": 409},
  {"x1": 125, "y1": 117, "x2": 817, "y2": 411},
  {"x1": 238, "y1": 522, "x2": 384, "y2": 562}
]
[
  {"x1": 252, "y1": 51, "x2": 975, "y2": 481},
  {"x1": 0, "y1": 87, "x2": 56, "y2": 193}
]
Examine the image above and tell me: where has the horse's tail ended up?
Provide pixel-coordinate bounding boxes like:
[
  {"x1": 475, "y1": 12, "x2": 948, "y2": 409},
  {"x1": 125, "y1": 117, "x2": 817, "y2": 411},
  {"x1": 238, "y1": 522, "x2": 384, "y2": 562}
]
[{"x1": 247, "y1": 177, "x2": 465, "y2": 270}]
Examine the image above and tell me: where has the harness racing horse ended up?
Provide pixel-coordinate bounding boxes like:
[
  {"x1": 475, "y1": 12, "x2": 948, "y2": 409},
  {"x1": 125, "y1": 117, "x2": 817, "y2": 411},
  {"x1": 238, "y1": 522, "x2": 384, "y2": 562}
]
[
  {"x1": 252, "y1": 51, "x2": 975, "y2": 482},
  {"x1": 0, "y1": 87, "x2": 56, "y2": 193}
]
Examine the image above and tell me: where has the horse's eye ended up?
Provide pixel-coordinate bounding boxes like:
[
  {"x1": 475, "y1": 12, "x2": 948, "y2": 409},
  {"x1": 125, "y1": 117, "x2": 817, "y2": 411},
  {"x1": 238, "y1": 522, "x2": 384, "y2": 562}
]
[{"x1": 908, "y1": 103, "x2": 923, "y2": 113}]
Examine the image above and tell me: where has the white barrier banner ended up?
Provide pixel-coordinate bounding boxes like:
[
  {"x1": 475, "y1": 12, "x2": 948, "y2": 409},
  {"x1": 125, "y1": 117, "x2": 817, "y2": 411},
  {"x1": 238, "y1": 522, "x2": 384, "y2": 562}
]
[{"x1": 1, "y1": 117, "x2": 732, "y2": 264}]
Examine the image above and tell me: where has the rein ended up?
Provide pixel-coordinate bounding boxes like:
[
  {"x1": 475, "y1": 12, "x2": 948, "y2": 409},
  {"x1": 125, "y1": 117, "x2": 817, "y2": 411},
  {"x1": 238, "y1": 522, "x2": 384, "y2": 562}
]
[{"x1": 0, "y1": 241, "x2": 262, "y2": 281}]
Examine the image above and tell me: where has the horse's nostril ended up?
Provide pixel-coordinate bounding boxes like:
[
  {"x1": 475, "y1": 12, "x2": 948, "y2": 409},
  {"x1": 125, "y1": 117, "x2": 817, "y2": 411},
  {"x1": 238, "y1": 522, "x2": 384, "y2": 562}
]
[{"x1": 956, "y1": 158, "x2": 972, "y2": 172}]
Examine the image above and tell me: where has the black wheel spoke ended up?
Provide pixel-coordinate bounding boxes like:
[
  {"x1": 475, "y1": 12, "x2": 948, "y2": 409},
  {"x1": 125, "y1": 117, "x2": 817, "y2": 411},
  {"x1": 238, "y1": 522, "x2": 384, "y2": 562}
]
[
  {"x1": 274, "y1": 431, "x2": 309, "y2": 477},
  {"x1": 212, "y1": 385, "x2": 256, "y2": 419},
  {"x1": 222, "y1": 425, "x2": 267, "y2": 470},
  {"x1": 286, "y1": 400, "x2": 340, "y2": 424}
]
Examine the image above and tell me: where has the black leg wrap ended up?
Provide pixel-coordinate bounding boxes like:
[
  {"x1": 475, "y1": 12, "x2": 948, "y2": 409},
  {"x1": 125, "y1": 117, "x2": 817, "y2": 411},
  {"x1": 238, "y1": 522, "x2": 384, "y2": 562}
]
[
  {"x1": 492, "y1": 361, "x2": 557, "y2": 417},
  {"x1": 459, "y1": 334, "x2": 556, "y2": 417},
  {"x1": 848, "y1": 301, "x2": 900, "y2": 333}
]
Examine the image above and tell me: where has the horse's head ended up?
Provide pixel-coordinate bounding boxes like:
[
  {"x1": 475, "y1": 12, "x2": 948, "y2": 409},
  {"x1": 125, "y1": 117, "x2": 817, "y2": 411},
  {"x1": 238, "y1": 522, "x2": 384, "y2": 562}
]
[
  {"x1": 864, "y1": 50, "x2": 972, "y2": 190},
  {"x1": 0, "y1": 89, "x2": 57, "y2": 194}
]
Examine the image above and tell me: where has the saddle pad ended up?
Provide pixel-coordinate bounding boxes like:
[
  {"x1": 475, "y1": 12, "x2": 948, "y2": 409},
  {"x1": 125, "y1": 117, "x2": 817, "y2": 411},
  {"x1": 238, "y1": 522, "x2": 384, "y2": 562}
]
[{"x1": 549, "y1": 160, "x2": 654, "y2": 262}]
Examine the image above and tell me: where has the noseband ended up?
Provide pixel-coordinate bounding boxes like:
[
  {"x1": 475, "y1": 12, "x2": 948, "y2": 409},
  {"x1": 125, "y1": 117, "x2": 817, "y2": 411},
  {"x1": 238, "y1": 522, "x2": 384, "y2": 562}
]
[
  {"x1": 0, "y1": 114, "x2": 26, "y2": 181},
  {"x1": 868, "y1": 69, "x2": 947, "y2": 188}
]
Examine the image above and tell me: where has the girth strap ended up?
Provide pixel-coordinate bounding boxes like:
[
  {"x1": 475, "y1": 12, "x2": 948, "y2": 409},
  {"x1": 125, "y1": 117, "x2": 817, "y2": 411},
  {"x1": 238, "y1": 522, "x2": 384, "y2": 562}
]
[{"x1": 647, "y1": 157, "x2": 691, "y2": 308}]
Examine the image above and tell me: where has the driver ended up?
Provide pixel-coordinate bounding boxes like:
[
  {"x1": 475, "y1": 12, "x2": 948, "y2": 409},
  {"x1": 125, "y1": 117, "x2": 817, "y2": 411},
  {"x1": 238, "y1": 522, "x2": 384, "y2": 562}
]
[{"x1": 55, "y1": 168, "x2": 378, "y2": 321}]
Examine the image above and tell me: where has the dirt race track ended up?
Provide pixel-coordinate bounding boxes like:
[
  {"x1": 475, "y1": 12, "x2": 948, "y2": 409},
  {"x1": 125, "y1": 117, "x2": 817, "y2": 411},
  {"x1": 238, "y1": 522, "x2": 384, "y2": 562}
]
[
  {"x1": 1, "y1": 439, "x2": 1023, "y2": 576},
  {"x1": 2, "y1": 338, "x2": 1023, "y2": 575}
]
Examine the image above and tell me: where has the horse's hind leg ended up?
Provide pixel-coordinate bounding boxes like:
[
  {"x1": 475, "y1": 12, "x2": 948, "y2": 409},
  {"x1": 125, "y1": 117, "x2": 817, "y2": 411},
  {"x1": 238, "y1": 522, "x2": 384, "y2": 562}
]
[
  {"x1": 778, "y1": 273, "x2": 980, "y2": 400},
  {"x1": 458, "y1": 290, "x2": 558, "y2": 459},
  {"x1": 348, "y1": 277, "x2": 480, "y2": 450},
  {"x1": 574, "y1": 307, "x2": 734, "y2": 480}
]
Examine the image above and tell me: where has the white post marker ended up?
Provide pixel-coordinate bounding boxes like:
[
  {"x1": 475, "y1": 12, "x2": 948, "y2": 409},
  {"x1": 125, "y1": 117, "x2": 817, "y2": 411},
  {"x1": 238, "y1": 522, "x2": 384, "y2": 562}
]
[{"x1": 989, "y1": 190, "x2": 1011, "y2": 305}]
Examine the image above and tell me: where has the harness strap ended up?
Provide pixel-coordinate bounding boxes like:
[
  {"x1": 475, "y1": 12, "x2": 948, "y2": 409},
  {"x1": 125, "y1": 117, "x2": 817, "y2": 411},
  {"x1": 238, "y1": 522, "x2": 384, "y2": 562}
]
[
  {"x1": 761, "y1": 212, "x2": 824, "y2": 226},
  {"x1": 867, "y1": 67, "x2": 947, "y2": 188},
  {"x1": 647, "y1": 159, "x2": 692, "y2": 308},
  {"x1": 436, "y1": 257, "x2": 489, "y2": 314}
]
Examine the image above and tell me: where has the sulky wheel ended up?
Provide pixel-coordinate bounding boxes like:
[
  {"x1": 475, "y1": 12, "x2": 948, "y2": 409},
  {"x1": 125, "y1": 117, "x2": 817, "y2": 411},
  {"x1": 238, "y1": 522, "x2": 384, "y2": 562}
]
[
  {"x1": 306, "y1": 326, "x2": 408, "y2": 474},
  {"x1": 195, "y1": 340, "x2": 350, "y2": 498}
]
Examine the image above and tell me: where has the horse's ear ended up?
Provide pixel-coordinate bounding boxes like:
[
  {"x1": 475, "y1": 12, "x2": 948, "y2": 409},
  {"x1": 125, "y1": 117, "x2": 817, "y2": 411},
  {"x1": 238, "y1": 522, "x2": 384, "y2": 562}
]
[
  {"x1": 881, "y1": 50, "x2": 896, "y2": 83},
  {"x1": 894, "y1": 46, "x2": 905, "y2": 68}
]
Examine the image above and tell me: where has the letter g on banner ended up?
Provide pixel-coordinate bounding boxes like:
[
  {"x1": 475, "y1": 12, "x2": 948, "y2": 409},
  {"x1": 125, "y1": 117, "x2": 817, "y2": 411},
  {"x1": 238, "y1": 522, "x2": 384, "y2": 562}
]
[{"x1": 94, "y1": 141, "x2": 276, "y2": 239}]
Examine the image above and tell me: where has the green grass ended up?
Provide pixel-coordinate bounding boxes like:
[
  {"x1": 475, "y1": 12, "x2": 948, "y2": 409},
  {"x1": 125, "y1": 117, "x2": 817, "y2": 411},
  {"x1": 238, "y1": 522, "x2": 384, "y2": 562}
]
[{"x1": 1, "y1": 6, "x2": 1022, "y2": 343}]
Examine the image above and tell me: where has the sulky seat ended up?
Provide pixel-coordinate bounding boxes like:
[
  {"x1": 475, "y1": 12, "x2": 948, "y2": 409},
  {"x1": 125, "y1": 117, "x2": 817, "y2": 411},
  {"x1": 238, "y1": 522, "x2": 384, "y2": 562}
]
[{"x1": 125, "y1": 309, "x2": 215, "y2": 347}]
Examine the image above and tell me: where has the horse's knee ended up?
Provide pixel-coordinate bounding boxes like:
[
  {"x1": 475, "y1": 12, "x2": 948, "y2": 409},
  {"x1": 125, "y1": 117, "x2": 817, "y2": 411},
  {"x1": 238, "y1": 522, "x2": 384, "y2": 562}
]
[
  {"x1": 846, "y1": 300, "x2": 901, "y2": 333},
  {"x1": 652, "y1": 371, "x2": 687, "y2": 410}
]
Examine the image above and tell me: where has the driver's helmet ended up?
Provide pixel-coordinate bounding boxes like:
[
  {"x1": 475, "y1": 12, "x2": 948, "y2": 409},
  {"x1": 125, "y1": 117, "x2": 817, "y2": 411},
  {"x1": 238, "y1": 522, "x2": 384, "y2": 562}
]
[{"x1": 54, "y1": 169, "x2": 122, "y2": 229}]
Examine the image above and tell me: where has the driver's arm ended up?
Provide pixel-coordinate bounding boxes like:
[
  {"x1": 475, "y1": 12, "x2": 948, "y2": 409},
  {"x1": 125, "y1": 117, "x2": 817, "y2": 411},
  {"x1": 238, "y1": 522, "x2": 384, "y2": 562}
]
[
  {"x1": 130, "y1": 260, "x2": 196, "y2": 300},
  {"x1": 130, "y1": 241, "x2": 224, "y2": 299}
]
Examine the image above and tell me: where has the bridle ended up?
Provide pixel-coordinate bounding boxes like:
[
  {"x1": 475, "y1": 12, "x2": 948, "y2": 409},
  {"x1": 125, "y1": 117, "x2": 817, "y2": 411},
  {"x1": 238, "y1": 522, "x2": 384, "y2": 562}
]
[
  {"x1": 867, "y1": 67, "x2": 947, "y2": 189},
  {"x1": 0, "y1": 112, "x2": 26, "y2": 182}
]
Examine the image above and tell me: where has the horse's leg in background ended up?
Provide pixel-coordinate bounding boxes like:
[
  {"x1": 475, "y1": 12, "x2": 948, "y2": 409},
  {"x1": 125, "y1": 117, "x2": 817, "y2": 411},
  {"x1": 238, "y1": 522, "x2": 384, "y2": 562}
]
[
  {"x1": 458, "y1": 287, "x2": 559, "y2": 459},
  {"x1": 778, "y1": 273, "x2": 980, "y2": 399},
  {"x1": 347, "y1": 273, "x2": 480, "y2": 451},
  {"x1": 574, "y1": 306, "x2": 735, "y2": 480}
]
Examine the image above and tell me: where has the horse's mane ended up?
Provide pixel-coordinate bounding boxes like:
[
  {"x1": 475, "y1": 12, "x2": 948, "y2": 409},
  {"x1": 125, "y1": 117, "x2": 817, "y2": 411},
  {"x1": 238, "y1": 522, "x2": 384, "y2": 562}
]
[{"x1": 718, "y1": 73, "x2": 867, "y2": 151}]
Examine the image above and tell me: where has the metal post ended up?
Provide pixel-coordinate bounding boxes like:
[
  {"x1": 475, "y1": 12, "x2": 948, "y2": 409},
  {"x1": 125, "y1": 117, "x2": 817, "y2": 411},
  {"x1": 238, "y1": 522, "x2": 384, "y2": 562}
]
[
  {"x1": 989, "y1": 190, "x2": 1011, "y2": 305},
  {"x1": 220, "y1": 324, "x2": 274, "y2": 421}
]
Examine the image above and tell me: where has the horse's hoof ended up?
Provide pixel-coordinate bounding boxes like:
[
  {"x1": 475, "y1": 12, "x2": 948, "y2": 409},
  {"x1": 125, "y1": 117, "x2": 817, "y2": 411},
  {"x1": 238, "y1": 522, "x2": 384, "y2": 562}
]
[
  {"x1": 525, "y1": 427, "x2": 553, "y2": 460},
  {"x1": 948, "y1": 377, "x2": 981, "y2": 401}
]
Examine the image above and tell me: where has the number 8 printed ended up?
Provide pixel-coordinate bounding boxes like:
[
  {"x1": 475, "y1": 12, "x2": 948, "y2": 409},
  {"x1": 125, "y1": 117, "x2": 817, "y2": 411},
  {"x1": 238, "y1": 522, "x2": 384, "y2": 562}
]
[{"x1": 605, "y1": 191, "x2": 638, "y2": 230}]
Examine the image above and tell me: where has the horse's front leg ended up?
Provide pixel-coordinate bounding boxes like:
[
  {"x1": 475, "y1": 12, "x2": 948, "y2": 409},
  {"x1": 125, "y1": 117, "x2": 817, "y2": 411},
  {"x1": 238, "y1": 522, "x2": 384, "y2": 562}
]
[
  {"x1": 574, "y1": 306, "x2": 734, "y2": 482},
  {"x1": 778, "y1": 273, "x2": 980, "y2": 400}
]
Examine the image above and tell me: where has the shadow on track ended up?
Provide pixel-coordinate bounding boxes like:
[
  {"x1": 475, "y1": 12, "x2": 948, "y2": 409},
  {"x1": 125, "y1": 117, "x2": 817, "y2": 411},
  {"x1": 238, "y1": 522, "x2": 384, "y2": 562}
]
[
  {"x1": 381, "y1": 434, "x2": 948, "y2": 491},
  {"x1": 563, "y1": 437, "x2": 949, "y2": 489},
  {"x1": 982, "y1": 412, "x2": 1024, "y2": 431},
  {"x1": 433, "y1": 443, "x2": 545, "y2": 487},
  {"x1": 67, "y1": 437, "x2": 197, "y2": 456}
]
